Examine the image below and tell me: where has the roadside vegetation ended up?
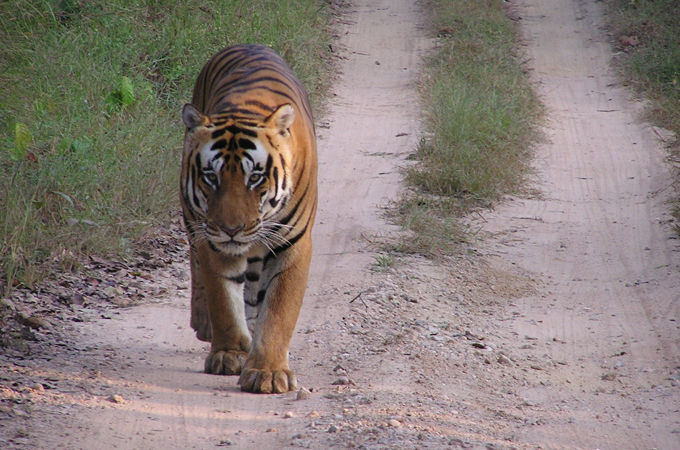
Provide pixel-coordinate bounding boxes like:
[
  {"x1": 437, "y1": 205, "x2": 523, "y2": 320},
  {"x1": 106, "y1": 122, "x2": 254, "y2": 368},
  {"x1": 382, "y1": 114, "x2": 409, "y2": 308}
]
[
  {"x1": 0, "y1": 0, "x2": 331, "y2": 294},
  {"x1": 604, "y1": 0, "x2": 680, "y2": 227},
  {"x1": 392, "y1": 0, "x2": 541, "y2": 256}
]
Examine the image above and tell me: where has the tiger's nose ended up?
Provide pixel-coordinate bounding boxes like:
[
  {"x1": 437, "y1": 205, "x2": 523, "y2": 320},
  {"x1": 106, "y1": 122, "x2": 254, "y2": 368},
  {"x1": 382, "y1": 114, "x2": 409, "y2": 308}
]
[{"x1": 220, "y1": 224, "x2": 245, "y2": 237}]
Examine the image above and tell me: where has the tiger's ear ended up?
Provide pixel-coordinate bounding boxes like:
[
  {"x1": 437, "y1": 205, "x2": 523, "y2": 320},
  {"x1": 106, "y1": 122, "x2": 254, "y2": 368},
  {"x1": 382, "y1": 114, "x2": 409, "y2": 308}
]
[
  {"x1": 265, "y1": 104, "x2": 295, "y2": 134},
  {"x1": 182, "y1": 103, "x2": 208, "y2": 129}
]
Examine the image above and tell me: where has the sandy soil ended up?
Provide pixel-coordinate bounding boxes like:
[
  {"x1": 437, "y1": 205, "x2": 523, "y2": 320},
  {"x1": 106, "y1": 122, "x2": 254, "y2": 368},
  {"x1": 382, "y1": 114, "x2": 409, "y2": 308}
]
[{"x1": 1, "y1": 0, "x2": 679, "y2": 448}]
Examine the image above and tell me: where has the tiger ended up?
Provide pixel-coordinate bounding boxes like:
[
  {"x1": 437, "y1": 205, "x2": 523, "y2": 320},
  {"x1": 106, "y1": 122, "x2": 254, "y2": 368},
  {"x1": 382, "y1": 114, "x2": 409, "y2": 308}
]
[{"x1": 180, "y1": 45, "x2": 317, "y2": 394}]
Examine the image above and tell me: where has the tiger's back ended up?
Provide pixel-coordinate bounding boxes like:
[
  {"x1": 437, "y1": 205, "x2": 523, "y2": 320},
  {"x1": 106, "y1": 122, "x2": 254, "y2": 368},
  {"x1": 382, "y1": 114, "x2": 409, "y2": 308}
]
[
  {"x1": 180, "y1": 45, "x2": 317, "y2": 393},
  {"x1": 192, "y1": 45, "x2": 314, "y2": 135}
]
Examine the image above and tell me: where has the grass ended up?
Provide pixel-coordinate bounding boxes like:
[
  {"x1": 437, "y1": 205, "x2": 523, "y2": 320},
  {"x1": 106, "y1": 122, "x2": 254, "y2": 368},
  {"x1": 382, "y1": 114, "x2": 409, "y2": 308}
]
[
  {"x1": 371, "y1": 253, "x2": 397, "y2": 272},
  {"x1": 394, "y1": 0, "x2": 541, "y2": 256},
  {"x1": 603, "y1": 0, "x2": 680, "y2": 227},
  {"x1": 0, "y1": 0, "x2": 331, "y2": 294},
  {"x1": 605, "y1": 0, "x2": 680, "y2": 134}
]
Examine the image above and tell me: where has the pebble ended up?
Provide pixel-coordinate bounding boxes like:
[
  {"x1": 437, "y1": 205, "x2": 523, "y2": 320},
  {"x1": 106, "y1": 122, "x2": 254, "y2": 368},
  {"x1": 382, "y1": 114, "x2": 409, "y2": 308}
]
[
  {"x1": 327, "y1": 424, "x2": 339, "y2": 433},
  {"x1": 17, "y1": 312, "x2": 49, "y2": 330},
  {"x1": 296, "y1": 387, "x2": 311, "y2": 400},
  {"x1": 331, "y1": 376, "x2": 352, "y2": 386},
  {"x1": 388, "y1": 419, "x2": 401, "y2": 427},
  {"x1": 601, "y1": 372, "x2": 617, "y2": 381},
  {"x1": 0, "y1": 298, "x2": 16, "y2": 312},
  {"x1": 283, "y1": 411, "x2": 294, "y2": 419},
  {"x1": 107, "y1": 394, "x2": 125, "y2": 404},
  {"x1": 497, "y1": 354, "x2": 513, "y2": 365},
  {"x1": 13, "y1": 408, "x2": 29, "y2": 417}
]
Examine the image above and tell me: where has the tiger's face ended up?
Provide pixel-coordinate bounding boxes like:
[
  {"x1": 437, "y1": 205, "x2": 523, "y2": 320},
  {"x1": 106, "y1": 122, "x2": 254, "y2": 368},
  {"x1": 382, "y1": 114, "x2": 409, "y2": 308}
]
[{"x1": 181, "y1": 103, "x2": 295, "y2": 256}]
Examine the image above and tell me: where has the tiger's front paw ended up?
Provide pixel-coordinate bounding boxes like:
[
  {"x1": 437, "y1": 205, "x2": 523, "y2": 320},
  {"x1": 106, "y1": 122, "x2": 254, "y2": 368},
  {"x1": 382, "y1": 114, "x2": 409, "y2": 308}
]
[
  {"x1": 238, "y1": 368, "x2": 297, "y2": 394},
  {"x1": 204, "y1": 350, "x2": 248, "y2": 375}
]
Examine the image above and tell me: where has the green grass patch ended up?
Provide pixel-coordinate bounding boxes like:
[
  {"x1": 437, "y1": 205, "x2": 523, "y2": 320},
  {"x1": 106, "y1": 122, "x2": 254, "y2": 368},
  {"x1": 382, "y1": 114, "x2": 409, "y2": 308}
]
[
  {"x1": 395, "y1": 0, "x2": 541, "y2": 257},
  {"x1": 0, "y1": 0, "x2": 331, "y2": 293},
  {"x1": 604, "y1": 0, "x2": 680, "y2": 228},
  {"x1": 371, "y1": 253, "x2": 397, "y2": 272},
  {"x1": 605, "y1": 0, "x2": 680, "y2": 134}
]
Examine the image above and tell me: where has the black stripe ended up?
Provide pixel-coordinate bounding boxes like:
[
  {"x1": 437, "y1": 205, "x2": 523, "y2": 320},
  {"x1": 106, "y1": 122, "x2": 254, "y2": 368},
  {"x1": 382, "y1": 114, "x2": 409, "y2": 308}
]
[
  {"x1": 212, "y1": 128, "x2": 226, "y2": 139},
  {"x1": 182, "y1": 214, "x2": 195, "y2": 235},
  {"x1": 220, "y1": 85, "x2": 295, "y2": 104},
  {"x1": 247, "y1": 256, "x2": 262, "y2": 263},
  {"x1": 265, "y1": 154, "x2": 273, "y2": 174},
  {"x1": 263, "y1": 220, "x2": 309, "y2": 268},
  {"x1": 190, "y1": 167, "x2": 202, "y2": 210},
  {"x1": 228, "y1": 75, "x2": 291, "y2": 89},
  {"x1": 271, "y1": 167, "x2": 280, "y2": 206},
  {"x1": 227, "y1": 136, "x2": 237, "y2": 152},
  {"x1": 279, "y1": 155, "x2": 287, "y2": 191},
  {"x1": 244, "y1": 99, "x2": 275, "y2": 112},
  {"x1": 226, "y1": 125, "x2": 257, "y2": 137},
  {"x1": 207, "y1": 51, "x2": 250, "y2": 92},
  {"x1": 235, "y1": 120, "x2": 259, "y2": 128},
  {"x1": 211, "y1": 139, "x2": 227, "y2": 150},
  {"x1": 275, "y1": 183, "x2": 310, "y2": 230},
  {"x1": 214, "y1": 104, "x2": 262, "y2": 117},
  {"x1": 255, "y1": 270, "x2": 283, "y2": 304},
  {"x1": 225, "y1": 273, "x2": 246, "y2": 284},
  {"x1": 239, "y1": 138, "x2": 256, "y2": 150},
  {"x1": 246, "y1": 272, "x2": 260, "y2": 282},
  {"x1": 268, "y1": 217, "x2": 311, "y2": 258}
]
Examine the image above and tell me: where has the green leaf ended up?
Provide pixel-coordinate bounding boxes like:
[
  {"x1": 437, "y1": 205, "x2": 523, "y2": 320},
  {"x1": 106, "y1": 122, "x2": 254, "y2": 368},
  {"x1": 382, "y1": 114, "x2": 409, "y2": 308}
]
[
  {"x1": 105, "y1": 91, "x2": 122, "y2": 114},
  {"x1": 57, "y1": 138, "x2": 73, "y2": 155},
  {"x1": 104, "y1": 77, "x2": 135, "y2": 115},
  {"x1": 8, "y1": 122, "x2": 32, "y2": 161},
  {"x1": 119, "y1": 76, "x2": 135, "y2": 106},
  {"x1": 71, "y1": 137, "x2": 92, "y2": 154},
  {"x1": 52, "y1": 190, "x2": 75, "y2": 208}
]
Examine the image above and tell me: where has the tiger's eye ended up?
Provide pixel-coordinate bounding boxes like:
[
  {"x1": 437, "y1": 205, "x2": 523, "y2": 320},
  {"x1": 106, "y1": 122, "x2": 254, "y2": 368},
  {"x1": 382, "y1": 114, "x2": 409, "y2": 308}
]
[
  {"x1": 248, "y1": 173, "x2": 263, "y2": 185},
  {"x1": 203, "y1": 172, "x2": 218, "y2": 185}
]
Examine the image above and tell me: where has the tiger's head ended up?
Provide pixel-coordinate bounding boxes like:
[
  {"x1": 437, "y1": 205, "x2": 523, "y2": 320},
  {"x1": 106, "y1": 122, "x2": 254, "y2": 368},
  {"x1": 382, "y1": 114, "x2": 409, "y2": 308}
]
[{"x1": 180, "y1": 103, "x2": 295, "y2": 256}]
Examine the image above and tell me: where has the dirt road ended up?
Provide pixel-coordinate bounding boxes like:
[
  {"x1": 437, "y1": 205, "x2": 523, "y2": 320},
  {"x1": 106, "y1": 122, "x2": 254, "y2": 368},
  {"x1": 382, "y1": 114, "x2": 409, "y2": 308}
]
[
  {"x1": 2, "y1": 0, "x2": 679, "y2": 448},
  {"x1": 471, "y1": 0, "x2": 680, "y2": 447}
]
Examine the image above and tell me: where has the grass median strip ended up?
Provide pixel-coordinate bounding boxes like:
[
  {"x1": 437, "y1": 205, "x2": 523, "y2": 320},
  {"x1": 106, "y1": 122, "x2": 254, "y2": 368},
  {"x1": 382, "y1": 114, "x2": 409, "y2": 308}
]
[{"x1": 393, "y1": 0, "x2": 542, "y2": 256}]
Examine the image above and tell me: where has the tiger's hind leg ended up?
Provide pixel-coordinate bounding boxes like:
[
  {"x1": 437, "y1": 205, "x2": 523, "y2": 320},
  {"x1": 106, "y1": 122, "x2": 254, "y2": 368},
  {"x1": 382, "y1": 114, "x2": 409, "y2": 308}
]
[{"x1": 189, "y1": 251, "x2": 212, "y2": 342}]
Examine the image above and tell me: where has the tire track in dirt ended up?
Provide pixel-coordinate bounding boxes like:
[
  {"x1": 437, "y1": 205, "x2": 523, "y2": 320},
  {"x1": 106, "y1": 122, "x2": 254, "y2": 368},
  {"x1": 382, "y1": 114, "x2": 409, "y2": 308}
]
[{"x1": 474, "y1": 0, "x2": 680, "y2": 447}]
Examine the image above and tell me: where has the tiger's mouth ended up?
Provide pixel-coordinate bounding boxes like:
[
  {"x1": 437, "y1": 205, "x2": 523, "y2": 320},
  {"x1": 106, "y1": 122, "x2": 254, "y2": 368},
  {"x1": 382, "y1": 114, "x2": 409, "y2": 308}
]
[
  {"x1": 208, "y1": 237, "x2": 252, "y2": 256},
  {"x1": 206, "y1": 225, "x2": 263, "y2": 255}
]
